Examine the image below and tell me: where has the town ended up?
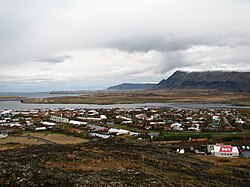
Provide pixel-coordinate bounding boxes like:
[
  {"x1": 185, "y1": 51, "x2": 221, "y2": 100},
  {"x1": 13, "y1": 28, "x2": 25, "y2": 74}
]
[{"x1": 1, "y1": 107, "x2": 250, "y2": 158}]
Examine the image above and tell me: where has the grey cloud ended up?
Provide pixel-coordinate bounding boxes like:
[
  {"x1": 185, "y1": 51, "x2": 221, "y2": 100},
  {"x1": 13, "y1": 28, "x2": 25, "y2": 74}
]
[
  {"x1": 109, "y1": 33, "x2": 250, "y2": 53},
  {"x1": 38, "y1": 55, "x2": 73, "y2": 63},
  {"x1": 110, "y1": 37, "x2": 191, "y2": 52},
  {"x1": 0, "y1": 0, "x2": 250, "y2": 91}
]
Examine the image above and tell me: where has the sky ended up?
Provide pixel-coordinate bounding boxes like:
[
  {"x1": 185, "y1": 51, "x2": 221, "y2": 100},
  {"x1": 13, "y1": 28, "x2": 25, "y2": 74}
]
[{"x1": 0, "y1": 0, "x2": 250, "y2": 92}]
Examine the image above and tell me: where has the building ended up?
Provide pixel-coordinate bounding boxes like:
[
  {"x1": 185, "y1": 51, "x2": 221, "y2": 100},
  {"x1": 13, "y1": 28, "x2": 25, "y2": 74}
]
[
  {"x1": 50, "y1": 116, "x2": 69, "y2": 123},
  {"x1": 0, "y1": 130, "x2": 8, "y2": 139},
  {"x1": 211, "y1": 144, "x2": 239, "y2": 158}
]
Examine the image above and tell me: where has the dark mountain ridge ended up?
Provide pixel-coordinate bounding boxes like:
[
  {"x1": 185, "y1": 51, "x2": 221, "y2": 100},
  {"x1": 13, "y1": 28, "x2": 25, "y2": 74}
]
[{"x1": 154, "y1": 71, "x2": 250, "y2": 92}]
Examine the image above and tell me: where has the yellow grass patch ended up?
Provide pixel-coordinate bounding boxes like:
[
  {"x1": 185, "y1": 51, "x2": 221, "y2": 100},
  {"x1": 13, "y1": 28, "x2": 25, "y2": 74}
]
[
  {"x1": 0, "y1": 136, "x2": 43, "y2": 146},
  {"x1": 23, "y1": 133, "x2": 89, "y2": 144}
]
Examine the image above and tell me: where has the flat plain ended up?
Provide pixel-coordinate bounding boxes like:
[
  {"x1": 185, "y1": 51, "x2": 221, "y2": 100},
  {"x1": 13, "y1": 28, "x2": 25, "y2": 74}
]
[{"x1": 22, "y1": 90, "x2": 250, "y2": 106}]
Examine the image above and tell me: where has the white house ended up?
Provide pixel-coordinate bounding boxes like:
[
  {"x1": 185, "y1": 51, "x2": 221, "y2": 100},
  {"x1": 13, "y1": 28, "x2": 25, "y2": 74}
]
[
  {"x1": 188, "y1": 124, "x2": 200, "y2": 131},
  {"x1": 100, "y1": 115, "x2": 107, "y2": 120},
  {"x1": 89, "y1": 133, "x2": 111, "y2": 139},
  {"x1": 170, "y1": 123, "x2": 183, "y2": 131},
  {"x1": 42, "y1": 121, "x2": 56, "y2": 126},
  {"x1": 0, "y1": 131, "x2": 8, "y2": 139},
  {"x1": 69, "y1": 120, "x2": 87, "y2": 125},
  {"x1": 108, "y1": 128, "x2": 130, "y2": 135},
  {"x1": 50, "y1": 116, "x2": 69, "y2": 123},
  {"x1": 35, "y1": 127, "x2": 47, "y2": 131},
  {"x1": 0, "y1": 110, "x2": 12, "y2": 117}
]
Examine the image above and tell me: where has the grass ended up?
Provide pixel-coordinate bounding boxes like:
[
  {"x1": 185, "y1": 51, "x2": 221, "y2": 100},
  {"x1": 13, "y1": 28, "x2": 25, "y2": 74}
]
[
  {"x1": 23, "y1": 133, "x2": 89, "y2": 144},
  {"x1": 0, "y1": 136, "x2": 43, "y2": 147}
]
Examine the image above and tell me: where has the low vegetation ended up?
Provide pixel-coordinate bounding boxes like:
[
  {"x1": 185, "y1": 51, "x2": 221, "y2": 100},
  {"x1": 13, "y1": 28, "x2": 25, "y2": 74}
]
[
  {"x1": 0, "y1": 138, "x2": 249, "y2": 186},
  {"x1": 22, "y1": 90, "x2": 250, "y2": 105}
]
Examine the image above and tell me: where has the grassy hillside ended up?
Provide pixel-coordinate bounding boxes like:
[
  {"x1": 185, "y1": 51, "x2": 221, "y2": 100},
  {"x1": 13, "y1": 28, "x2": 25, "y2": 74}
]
[{"x1": 0, "y1": 138, "x2": 249, "y2": 186}]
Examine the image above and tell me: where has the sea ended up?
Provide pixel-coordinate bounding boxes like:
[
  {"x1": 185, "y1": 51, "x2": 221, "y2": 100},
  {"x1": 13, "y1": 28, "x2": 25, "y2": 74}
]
[
  {"x1": 0, "y1": 92, "x2": 84, "y2": 98},
  {"x1": 0, "y1": 92, "x2": 250, "y2": 110}
]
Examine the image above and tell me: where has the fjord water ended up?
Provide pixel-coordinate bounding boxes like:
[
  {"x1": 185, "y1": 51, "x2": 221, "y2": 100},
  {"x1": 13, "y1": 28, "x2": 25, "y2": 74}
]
[
  {"x1": 1, "y1": 92, "x2": 250, "y2": 110},
  {"x1": 1, "y1": 100, "x2": 250, "y2": 110},
  {"x1": 0, "y1": 92, "x2": 83, "y2": 98}
]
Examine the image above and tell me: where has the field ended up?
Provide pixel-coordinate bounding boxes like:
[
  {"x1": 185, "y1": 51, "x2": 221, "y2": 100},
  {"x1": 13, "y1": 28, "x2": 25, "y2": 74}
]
[
  {"x1": 0, "y1": 96, "x2": 24, "y2": 101},
  {"x1": 0, "y1": 132, "x2": 89, "y2": 150},
  {"x1": 21, "y1": 90, "x2": 250, "y2": 105},
  {"x1": 0, "y1": 138, "x2": 249, "y2": 186},
  {"x1": 0, "y1": 136, "x2": 43, "y2": 151},
  {"x1": 22, "y1": 132, "x2": 89, "y2": 144}
]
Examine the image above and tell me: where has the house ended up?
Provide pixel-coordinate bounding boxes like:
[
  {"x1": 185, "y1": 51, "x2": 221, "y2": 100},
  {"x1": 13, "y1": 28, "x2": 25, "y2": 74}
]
[
  {"x1": 0, "y1": 130, "x2": 8, "y2": 139},
  {"x1": 148, "y1": 132, "x2": 160, "y2": 139},
  {"x1": 77, "y1": 116, "x2": 102, "y2": 121},
  {"x1": 86, "y1": 124, "x2": 107, "y2": 132},
  {"x1": 100, "y1": 115, "x2": 107, "y2": 120},
  {"x1": 170, "y1": 123, "x2": 183, "y2": 131},
  {"x1": 35, "y1": 127, "x2": 47, "y2": 131},
  {"x1": 42, "y1": 121, "x2": 56, "y2": 126},
  {"x1": 135, "y1": 114, "x2": 148, "y2": 120},
  {"x1": 188, "y1": 124, "x2": 200, "y2": 131},
  {"x1": 70, "y1": 128, "x2": 84, "y2": 134},
  {"x1": 50, "y1": 116, "x2": 69, "y2": 123},
  {"x1": 129, "y1": 131, "x2": 141, "y2": 137},
  {"x1": 0, "y1": 110, "x2": 12, "y2": 117},
  {"x1": 122, "y1": 120, "x2": 133, "y2": 125},
  {"x1": 89, "y1": 133, "x2": 111, "y2": 139},
  {"x1": 69, "y1": 120, "x2": 87, "y2": 126},
  {"x1": 108, "y1": 128, "x2": 130, "y2": 135},
  {"x1": 88, "y1": 110, "x2": 99, "y2": 116}
]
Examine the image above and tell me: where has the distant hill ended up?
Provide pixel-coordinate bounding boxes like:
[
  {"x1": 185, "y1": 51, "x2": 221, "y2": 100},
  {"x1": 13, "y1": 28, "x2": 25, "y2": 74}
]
[
  {"x1": 107, "y1": 83, "x2": 156, "y2": 90},
  {"x1": 153, "y1": 71, "x2": 250, "y2": 92}
]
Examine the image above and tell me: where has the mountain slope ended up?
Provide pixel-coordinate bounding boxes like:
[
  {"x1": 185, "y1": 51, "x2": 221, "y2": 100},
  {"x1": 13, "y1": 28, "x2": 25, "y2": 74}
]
[
  {"x1": 154, "y1": 71, "x2": 250, "y2": 92},
  {"x1": 107, "y1": 83, "x2": 156, "y2": 90}
]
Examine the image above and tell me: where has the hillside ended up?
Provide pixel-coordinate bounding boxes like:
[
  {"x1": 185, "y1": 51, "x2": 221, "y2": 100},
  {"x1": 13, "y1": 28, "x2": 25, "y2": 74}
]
[
  {"x1": 107, "y1": 83, "x2": 156, "y2": 90},
  {"x1": 154, "y1": 71, "x2": 250, "y2": 92},
  {"x1": 1, "y1": 138, "x2": 249, "y2": 186}
]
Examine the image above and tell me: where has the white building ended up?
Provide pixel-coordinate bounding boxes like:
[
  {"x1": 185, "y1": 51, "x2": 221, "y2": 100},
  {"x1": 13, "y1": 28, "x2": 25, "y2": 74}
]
[
  {"x1": 0, "y1": 131, "x2": 8, "y2": 139},
  {"x1": 170, "y1": 123, "x2": 183, "y2": 131},
  {"x1": 50, "y1": 116, "x2": 69, "y2": 123},
  {"x1": 69, "y1": 120, "x2": 87, "y2": 125},
  {"x1": 188, "y1": 124, "x2": 200, "y2": 131},
  {"x1": 108, "y1": 128, "x2": 130, "y2": 135},
  {"x1": 211, "y1": 145, "x2": 239, "y2": 158},
  {"x1": 42, "y1": 121, "x2": 56, "y2": 126},
  {"x1": 35, "y1": 127, "x2": 47, "y2": 131}
]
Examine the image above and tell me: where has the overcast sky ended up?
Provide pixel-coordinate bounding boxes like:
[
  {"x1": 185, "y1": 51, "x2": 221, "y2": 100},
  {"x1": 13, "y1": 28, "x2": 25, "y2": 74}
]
[{"x1": 0, "y1": 0, "x2": 250, "y2": 92}]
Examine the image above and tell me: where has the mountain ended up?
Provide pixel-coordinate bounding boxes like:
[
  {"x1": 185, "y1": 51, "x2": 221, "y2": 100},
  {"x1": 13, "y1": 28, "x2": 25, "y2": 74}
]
[
  {"x1": 107, "y1": 83, "x2": 156, "y2": 90},
  {"x1": 153, "y1": 71, "x2": 250, "y2": 92}
]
